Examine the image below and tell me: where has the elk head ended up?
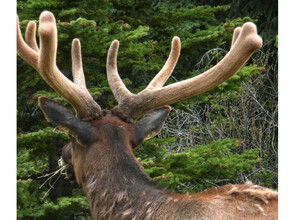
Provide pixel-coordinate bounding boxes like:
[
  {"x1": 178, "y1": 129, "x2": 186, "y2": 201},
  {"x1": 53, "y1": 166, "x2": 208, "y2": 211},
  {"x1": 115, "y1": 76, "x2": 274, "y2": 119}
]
[
  {"x1": 38, "y1": 96, "x2": 170, "y2": 184},
  {"x1": 17, "y1": 11, "x2": 274, "y2": 219}
]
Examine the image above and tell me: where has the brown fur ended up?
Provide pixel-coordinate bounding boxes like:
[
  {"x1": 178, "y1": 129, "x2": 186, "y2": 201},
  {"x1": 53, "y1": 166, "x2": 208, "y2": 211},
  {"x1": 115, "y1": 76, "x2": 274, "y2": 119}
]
[{"x1": 61, "y1": 115, "x2": 278, "y2": 220}]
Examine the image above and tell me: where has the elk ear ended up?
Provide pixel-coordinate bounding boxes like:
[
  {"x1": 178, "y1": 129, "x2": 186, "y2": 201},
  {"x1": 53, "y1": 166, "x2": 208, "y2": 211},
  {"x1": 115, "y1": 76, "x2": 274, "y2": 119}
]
[
  {"x1": 38, "y1": 97, "x2": 94, "y2": 146},
  {"x1": 133, "y1": 106, "x2": 171, "y2": 147}
]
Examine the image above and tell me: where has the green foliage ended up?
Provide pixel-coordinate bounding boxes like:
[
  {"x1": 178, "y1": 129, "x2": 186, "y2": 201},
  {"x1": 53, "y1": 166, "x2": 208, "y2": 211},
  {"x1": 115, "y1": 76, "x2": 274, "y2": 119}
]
[
  {"x1": 227, "y1": 0, "x2": 278, "y2": 48},
  {"x1": 17, "y1": 148, "x2": 48, "y2": 178},
  {"x1": 254, "y1": 168, "x2": 278, "y2": 188},
  {"x1": 17, "y1": 127, "x2": 89, "y2": 219},
  {"x1": 135, "y1": 139, "x2": 260, "y2": 193},
  {"x1": 17, "y1": 179, "x2": 42, "y2": 219},
  {"x1": 17, "y1": 179, "x2": 90, "y2": 220},
  {"x1": 17, "y1": 127, "x2": 70, "y2": 157},
  {"x1": 31, "y1": 195, "x2": 89, "y2": 219}
]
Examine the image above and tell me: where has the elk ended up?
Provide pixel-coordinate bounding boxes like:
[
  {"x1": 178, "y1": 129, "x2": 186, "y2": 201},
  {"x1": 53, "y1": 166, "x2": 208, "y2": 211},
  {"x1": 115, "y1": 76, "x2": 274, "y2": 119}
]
[{"x1": 17, "y1": 11, "x2": 278, "y2": 220}]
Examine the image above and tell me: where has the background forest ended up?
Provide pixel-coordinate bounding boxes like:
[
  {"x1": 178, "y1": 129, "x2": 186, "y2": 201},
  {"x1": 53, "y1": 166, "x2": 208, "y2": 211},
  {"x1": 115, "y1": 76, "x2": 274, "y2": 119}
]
[{"x1": 17, "y1": 0, "x2": 278, "y2": 219}]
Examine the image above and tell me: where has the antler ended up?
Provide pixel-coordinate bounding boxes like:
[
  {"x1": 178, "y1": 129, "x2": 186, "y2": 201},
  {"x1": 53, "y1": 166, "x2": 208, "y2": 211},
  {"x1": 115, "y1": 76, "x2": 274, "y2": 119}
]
[
  {"x1": 17, "y1": 11, "x2": 102, "y2": 119},
  {"x1": 107, "y1": 22, "x2": 262, "y2": 122}
]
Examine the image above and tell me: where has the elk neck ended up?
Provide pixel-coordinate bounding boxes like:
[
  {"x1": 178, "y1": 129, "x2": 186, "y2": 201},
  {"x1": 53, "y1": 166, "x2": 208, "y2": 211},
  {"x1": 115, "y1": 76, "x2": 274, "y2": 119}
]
[
  {"x1": 78, "y1": 117, "x2": 164, "y2": 218},
  {"x1": 76, "y1": 117, "x2": 204, "y2": 219}
]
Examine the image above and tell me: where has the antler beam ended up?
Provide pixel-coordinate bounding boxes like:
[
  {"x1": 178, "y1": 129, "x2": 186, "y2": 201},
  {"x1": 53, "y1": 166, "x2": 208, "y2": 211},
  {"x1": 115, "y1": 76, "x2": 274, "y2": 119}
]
[
  {"x1": 17, "y1": 11, "x2": 102, "y2": 119},
  {"x1": 107, "y1": 22, "x2": 262, "y2": 122}
]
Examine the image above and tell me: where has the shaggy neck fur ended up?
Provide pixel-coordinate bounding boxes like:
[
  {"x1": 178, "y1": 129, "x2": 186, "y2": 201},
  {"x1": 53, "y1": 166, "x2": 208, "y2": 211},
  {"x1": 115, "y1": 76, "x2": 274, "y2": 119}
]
[
  {"x1": 80, "y1": 128, "x2": 278, "y2": 220},
  {"x1": 81, "y1": 125, "x2": 171, "y2": 219}
]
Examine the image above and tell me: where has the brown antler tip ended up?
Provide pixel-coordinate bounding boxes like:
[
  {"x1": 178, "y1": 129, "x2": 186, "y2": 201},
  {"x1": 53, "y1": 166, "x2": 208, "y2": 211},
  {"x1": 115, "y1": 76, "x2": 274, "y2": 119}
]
[
  {"x1": 40, "y1": 11, "x2": 55, "y2": 23},
  {"x1": 242, "y1": 22, "x2": 258, "y2": 35},
  {"x1": 72, "y1": 38, "x2": 82, "y2": 63},
  {"x1": 72, "y1": 38, "x2": 81, "y2": 48},
  {"x1": 73, "y1": 38, "x2": 80, "y2": 43},
  {"x1": 233, "y1": 27, "x2": 242, "y2": 38},
  {"x1": 39, "y1": 11, "x2": 56, "y2": 37},
  {"x1": 26, "y1": 21, "x2": 37, "y2": 37},
  {"x1": 27, "y1": 20, "x2": 37, "y2": 27},
  {"x1": 108, "y1": 40, "x2": 119, "y2": 61},
  {"x1": 239, "y1": 22, "x2": 262, "y2": 50},
  {"x1": 111, "y1": 40, "x2": 119, "y2": 48},
  {"x1": 164, "y1": 105, "x2": 172, "y2": 113},
  {"x1": 172, "y1": 36, "x2": 181, "y2": 46},
  {"x1": 231, "y1": 27, "x2": 242, "y2": 47},
  {"x1": 172, "y1": 36, "x2": 180, "y2": 41}
]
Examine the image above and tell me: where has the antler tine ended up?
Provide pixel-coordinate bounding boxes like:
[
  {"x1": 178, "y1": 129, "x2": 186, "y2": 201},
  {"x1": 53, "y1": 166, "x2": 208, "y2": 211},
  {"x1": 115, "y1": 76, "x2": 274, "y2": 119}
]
[
  {"x1": 25, "y1": 21, "x2": 40, "y2": 52},
  {"x1": 72, "y1": 38, "x2": 86, "y2": 88},
  {"x1": 106, "y1": 40, "x2": 133, "y2": 103},
  {"x1": 17, "y1": 16, "x2": 39, "y2": 69},
  {"x1": 112, "y1": 22, "x2": 262, "y2": 122},
  {"x1": 231, "y1": 27, "x2": 241, "y2": 48},
  {"x1": 146, "y1": 36, "x2": 181, "y2": 89},
  {"x1": 17, "y1": 11, "x2": 102, "y2": 119}
]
